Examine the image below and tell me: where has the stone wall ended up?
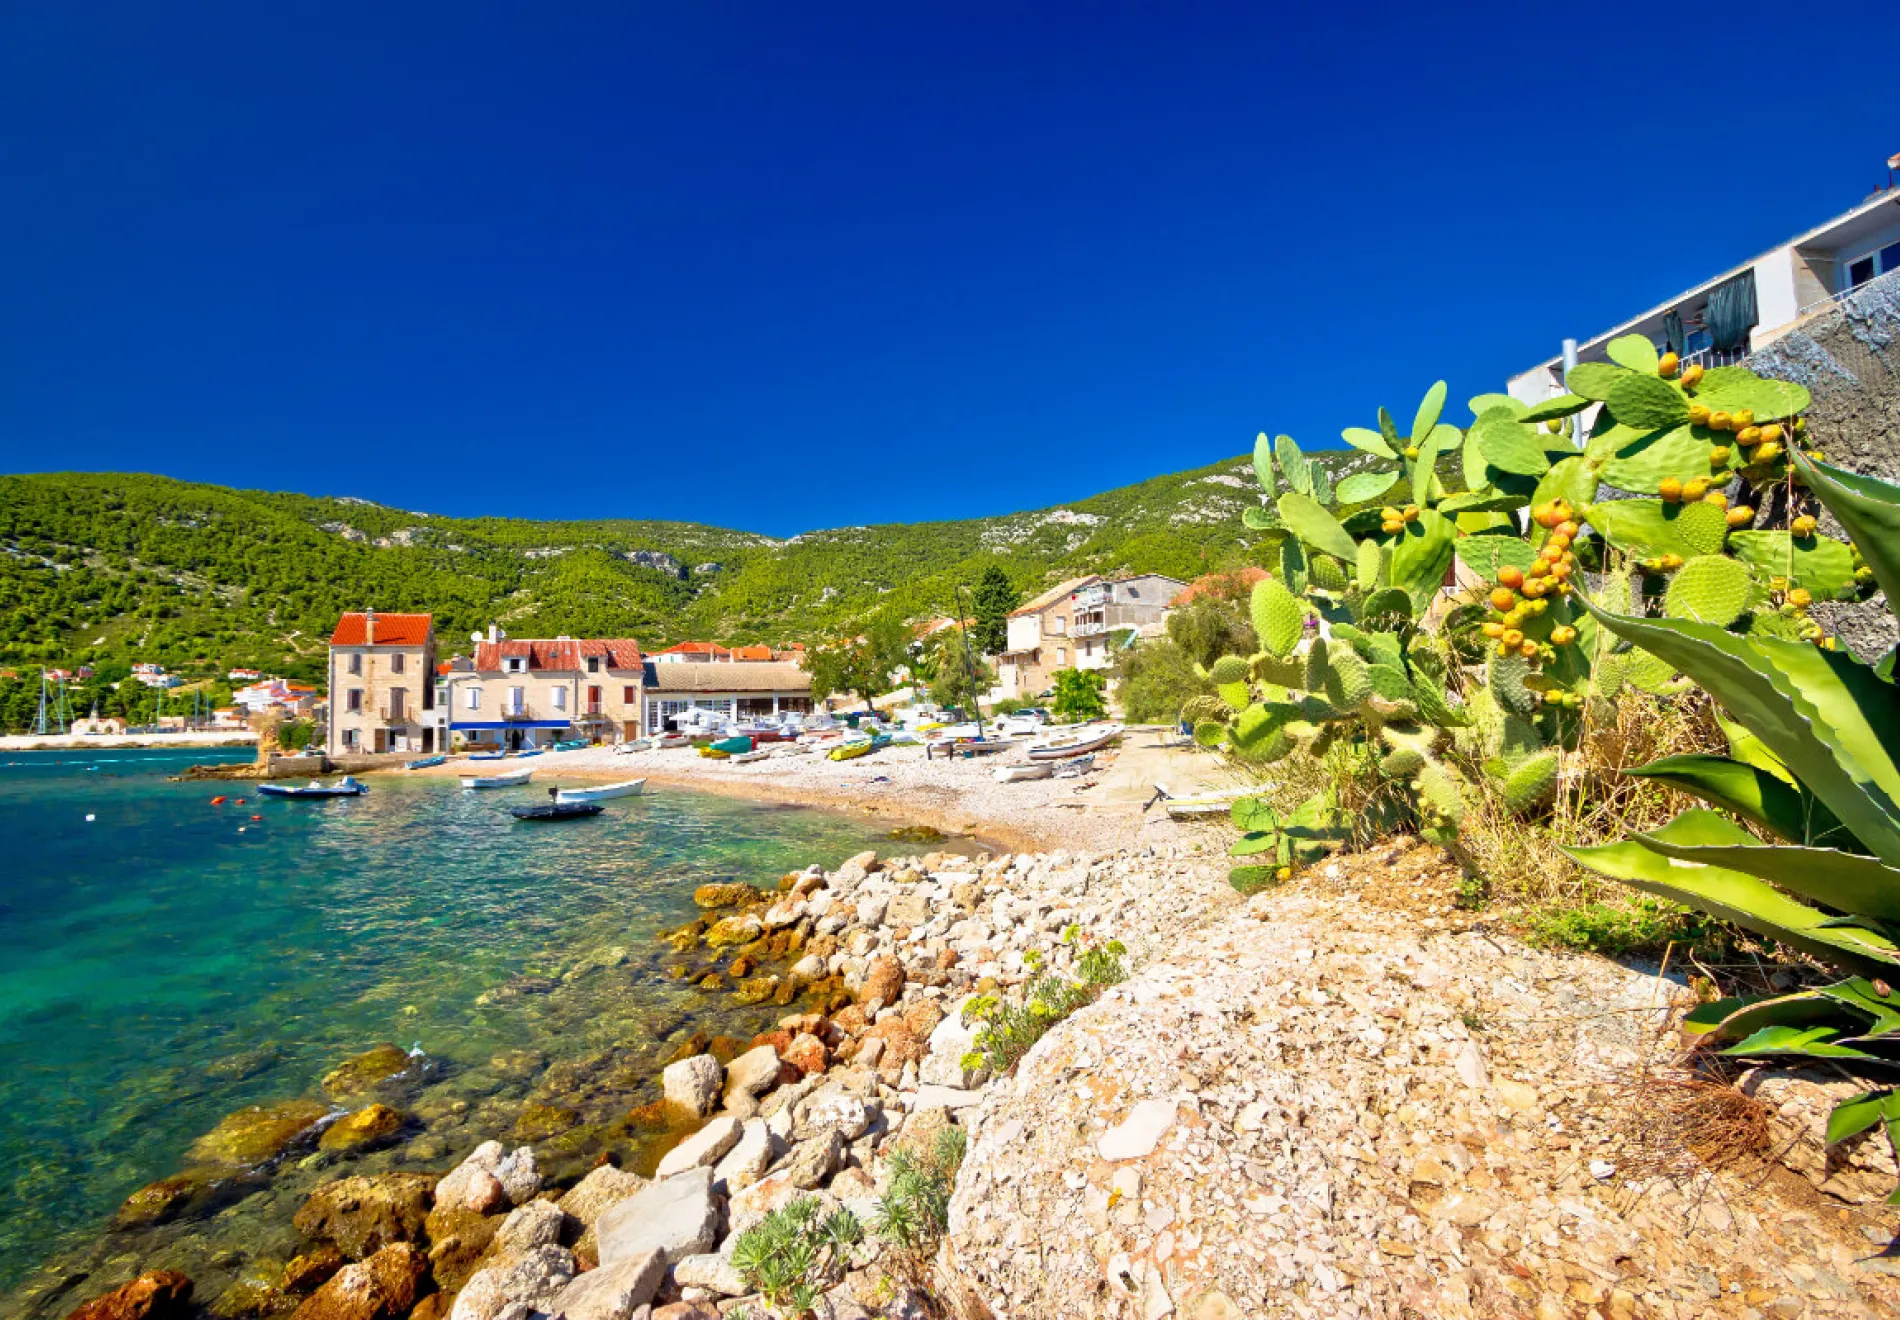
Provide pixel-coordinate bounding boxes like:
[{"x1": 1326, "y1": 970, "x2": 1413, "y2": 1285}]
[{"x1": 1751, "y1": 278, "x2": 1900, "y2": 659}]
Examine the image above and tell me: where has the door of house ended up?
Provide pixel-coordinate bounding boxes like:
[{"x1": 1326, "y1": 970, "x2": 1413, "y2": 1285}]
[
  {"x1": 588, "y1": 685, "x2": 602, "y2": 715},
  {"x1": 506, "y1": 728, "x2": 523, "y2": 752}
]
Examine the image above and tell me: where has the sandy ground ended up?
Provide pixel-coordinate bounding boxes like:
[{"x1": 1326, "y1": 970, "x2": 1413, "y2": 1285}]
[
  {"x1": 0, "y1": 731, "x2": 257, "y2": 752},
  {"x1": 395, "y1": 727, "x2": 1259, "y2": 853}
]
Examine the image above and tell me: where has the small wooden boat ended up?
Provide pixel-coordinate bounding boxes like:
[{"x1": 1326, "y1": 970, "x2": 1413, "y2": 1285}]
[
  {"x1": 656, "y1": 734, "x2": 691, "y2": 750},
  {"x1": 510, "y1": 801, "x2": 603, "y2": 821},
  {"x1": 555, "y1": 778, "x2": 646, "y2": 804},
  {"x1": 1159, "y1": 785, "x2": 1255, "y2": 819},
  {"x1": 514, "y1": 748, "x2": 545, "y2": 759},
  {"x1": 552, "y1": 738, "x2": 590, "y2": 752},
  {"x1": 405, "y1": 755, "x2": 447, "y2": 770},
  {"x1": 992, "y1": 762, "x2": 1053, "y2": 783},
  {"x1": 614, "y1": 739, "x2": 654, "y2": 754},
  {"x1": 828, "y1": 734, "x2": 891, "y2": 762},
  {"x1": 461, "y1": 768, "x2": 534, "y2": 789},
  {"x1": 258, "y1": 776, "x2": 368, "y2": 799},
  {"x1": 1052, "y1": 754, "x2": 1096, "y2": 778},
  {"x1": 710, "y1": 735, "x2": 754, "y2": 755},
  {"x1": 1026, "y1": 725, "x2": 1123, "y2": 761},
  {"x1": 468, "y1": 750, "x2": 507, "y2": 761},
  {"x1": 730, "y1": 749, "x2": 771, "y2": 764},
  {"x1": 699, "y1": 745, "x2": 731, "y2": 759}
]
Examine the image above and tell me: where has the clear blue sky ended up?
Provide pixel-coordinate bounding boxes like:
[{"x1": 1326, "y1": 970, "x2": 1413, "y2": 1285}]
[{"x1": 2, "y1": 2, "x2": 1894, "y2": 536}]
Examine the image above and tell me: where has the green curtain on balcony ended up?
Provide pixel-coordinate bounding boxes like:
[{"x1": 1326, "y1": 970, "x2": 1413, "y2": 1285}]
[
  {"x1": 1663, "y1": 310, "x2": 1686, "y2": 356},
  {"x1": 1707, "y1": 271, "x2": 1758, "y2": 352}
]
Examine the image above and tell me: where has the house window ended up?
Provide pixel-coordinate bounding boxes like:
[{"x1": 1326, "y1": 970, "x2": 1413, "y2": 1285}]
[
  {"x1": 391, "y1": 653, "x2": 405, "y2": 674},
  {"x1": 1050, "y1": 617, "x2": 1065, "y2": 634},
  {"x1": 466, "y1": 686, "x2": 481, "y2": 710},
  {"x1": 1056, "y1": 647, "x2": 1067, "y2": 664},
  {"x1": 347, "y1": 689, "x2": 363, "y2": 712},
  {"x1": 1851, "y1": 255, "x2": 1877, "y2": 287},
  {"x1": 343, "y1": 728, "x2": 359, "y2": 749},
  {"x1": 348, "y1": 653, "x2": 362, "y2": 676},
  {"x1": 552, "y1": 687, "x2": 567, "y2": 712},
  {"x1": 587, "y1": 656, "x2": 600, "y2": 673},
  {"x1": 622, "y1": 685, "x2": 637, "y2": 703},
  {"x1": 1853, "y1": 242, "x2": 1900, "y2": 288},
  {"x1": 508, "y1": 686, "x2": 525, "y2": 713}
]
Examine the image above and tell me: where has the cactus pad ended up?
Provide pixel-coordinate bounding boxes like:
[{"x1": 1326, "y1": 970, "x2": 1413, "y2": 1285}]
[
  {"x1": 1210, "y1": 654, "x2": 1250, "y2": 686},
  {"x1": 1605, "y1": 375, "x2": 1689, "y2": 430},
  {"x1": 1307, "y1": 642, "x2": 1372, "y2": 711},
  {"x1": 1335, "y1": 468, "x2": 1398, "y2": 506},
  {"x1": 1387, "y1": 509, "x2": 1457, "y2": 612},
  {"x1": 1502, "y1": 750, "x2": 1559, "y2": 815},
  {"x1": 1193, "y1": 720, "x2": 1229, "y2": 749},
  {"x1": 1589, "y1": 498, "x2": 1728, "y2": 559},
  {"x1": 1180, "y1": 695, "x2": 1229, "y2": 726},
  {"x1": 1274, "y1": 434, "x2": 1312, "y2": 497},
  {"x1": 1414, "y1": 760, "x2": 1466, "y2": 825},
  {"x1": 1727, "y1": 531, "x2": 1857, "y2": 596},
  {"x1": 1217, "y1": 680, "x2": 1251, "y2": 711},
  {"x1": 1489, "y1": 651, "x2": 1539, "y2": 717},
  {"x1": 1251, "y1": 432, "x2": 1276, "y2": 496},
  {"x1": 1277, "y1": 493, "x2": 1358, "y2": 561},
  {"x1": 1356, "y1": 538, "x2": 1385, "y2": 591},
  {"x1": 1249, "y1": 652, "x2": 1305, "y2": 688},
  {"x1": 1250, "y1": 577, "x2": 1305, "y2": 659},
  {"x1": 1475, "y1": 408, "x2": 1551, "y2": 476},
  {"x1": 1663, "y1": 555, "x2": 1754, "y2": 626},
  {"x1": 1228, "y1": 865, "x2": 1284, "y2": 896},
  {"x1": 1600, "y1": 423, "x2": 1708, "y2": 495},
  {"x1": 1380, "y1": 746, "x2": 1426, "y2": 778},
  {"x1": 1693, "y1": 366, "x2": 1810, "y2": 420}
]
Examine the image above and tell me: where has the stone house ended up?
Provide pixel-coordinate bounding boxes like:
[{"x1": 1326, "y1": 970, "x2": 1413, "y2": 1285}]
[
  {"x1": 326, "y1": 611, "x2": 438, "y2": 756},
  {"x1": 443, "y1": 635, "x2": 646, "y2": 751}
]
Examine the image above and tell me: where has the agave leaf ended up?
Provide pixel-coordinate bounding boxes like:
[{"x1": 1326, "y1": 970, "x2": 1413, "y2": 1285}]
[
  {"x1": 1825, "y1": 1088, "x2": 1900, "y2": 1146},
  {"x1": 1631, "y1": 808, "x2": 1900, "y2": 921},
  {"x1": 1606, "y1": 333, "x2": 1660, "y2": 373},
  {"x1": 1791, "y1": 450, "x2": 1900, "y2": 607},
  {"x1": 1685, "y1": 990, "x2": 1846, "y2": 1040},
  {"x1": 1252, "y1": 433, "x2": 1276, "y2": 497},
  {"x1": 1410, "y1": 381, "x2": 1447, "y2": 449},
  {"x1": 1519, "y1": 393, "x2": 1592, "y2": 423},
  {"x1": 1716, "y1": 710, "x2": 1795, "y2": 786},
  {"x1": 1563, "y1": 831, "x2": 1900, "y2": 973},
  {"x1": 1386, "y1": 509, "x2": 1456, "y2": 615},
  {"x1": 1566, "y1": 361, "x2": 1626, "y2": 401},
  {"x1": 1341, "y1": 426, "x2": 1397, "y2": 460},
  {"x1": 1625, "y1": 753, "x2": 1847, "y2": 847},
  {"x1": 1728, "y1": 530, "x2": 1856, "y2": 596},
  {"x1": 1576, "y1": 600, "x2": 1900, "y2": 866},
  {"x1": 1276, "y1": 492, "x2": 1358, "y2": 561},
  {"x1": 1722, "y1": 1024, "x2": 1883, "y2": 1060},
  {"x1": 1818, "y1": 979, "x2": 1900, "y2": 1034},
  {"x1": 1334, "y1": 469, "x2": 1401, "y2": 506}
]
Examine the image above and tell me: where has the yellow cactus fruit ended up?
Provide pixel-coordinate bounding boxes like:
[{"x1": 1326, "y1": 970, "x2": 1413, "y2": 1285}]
[
  {"x1": 1403, "y1": 504, "x2": 1420, "y2": 523},
  {"x1": 1489, "y1": 587, "x2": 1518, "y2": 612},
  {"x1": 1658, "y1": 351, "x2": 1680, "y2": 378},
  {"x1": 1522, "y1": 578, "x2": 1550, "y2": 599},
  {"x1": 1501, "y1": 628, "x2": 1525, "y2": 648},
  {"x1": 1550, "y1": 625, "x2": 1578, "y2": 645},
  {"x1": 1688, "y1": 402, "x2": 1711, "y2": 425},
  {"x1": 1380, "y1": 506, "x2": 1402, "y2": 521},
  {"x1": 1527, "y1": 597, "x2": 1550, "y2": 615},
  {"x1": 1551, "y1": 560, "x2": 1573, "y2": 580},
  {"x1": 1806, "y1": 449, "x2": 1824, "y2": 462},
  {"x1": 1518, "y1": 639, "x2": 1541, "y2": 659},
  {"x1": 1544, "y1": 419, "x2": 1563, "y2": 433},
  {"x1": 1709, "y1": 444, "x2": 1732, "y2": 465},
  {"x1": 1482, "y1": 621, "x2": 1506, "y2": 639},
  {"x1": 1556, "y1": 520, "x2": 1580, "y2": 539},
  {"x1": 1726, "y1": 505, "x2": 1755, "y2": 528},
  {"x1": 1529, "y1": 558, "x2": 1552, "y2": 578},
  {"x1": 1503, "y1": 607, "x2": 1527, "y2": 627},
  {"x1": 1793, "y1": 416, "x2": 1807, "y2": 435},
  {"x1": 1736, "y1": 425, "x2": 1763, "y2": 445},
  {"x1": 1791, "y1": 514, "x2": 1817, "y2": 537},
  {"x1": 1733, "y1": 409, "x2": 1755, "y2": 428},
  {"x1": 1381, "y1": 521, "x2": 1403, "y2": 535},
  {"x1": 1532, "y1": 503, "x2": 1563, "y2": 529},
  {"x1": 1681, "y1": 477, "x2": 1709, "y2": 502},
  {"x1": 1708, "y1": 410, "x2": 1733, "y2": 431},
  {"x1": 1276, "y1": 866, "x2": 1293, "y2": 882},
  {"x1": 1403, "y1": 445, "x2": 1421, "y2": 460},
  {"x1": 1768, "y1": 575, "x2": 1790, "y2": 591},
  {"x1": 1661, "y1": 553, "x2": 1685, "y2": 571},
  {"x1": 1703, "y1": 491, "x2": 1728, "y2": 509},
  {"x1": 1752, "y1": 441, "x2": 1783, "y2": 464},
  {"x1": 1758, "y1": 422, "x2": 1783, "y2": 444},
  {"x1": 1788, "y1": 587, "x2": 1813, "y2": 608},
  {"x1": 1497, "y1": 565, "x2": 1525, "y2": 589},
  {"x1": 1658, "y1": 477, "x2": 1683, "y2": 502},
  {"x1": 1681, "y1": 362, "x2": 1705, "y2": 386}
]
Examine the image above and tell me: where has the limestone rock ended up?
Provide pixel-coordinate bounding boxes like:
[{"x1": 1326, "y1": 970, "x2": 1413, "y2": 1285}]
[
  {"x1": 595, "y1": 1168, "x2": 719, "y2": 1268},
  {"x1": 421, "y1": 1205, "x2": 499, "y2": 1294},
  {"x1": 319, "y1": 1104, "x2": 408, "y2": 1154},
  {"x1": 831, "y1": 850, "x2": 878, "y2": 892},
  {"x1": 281, "y1": 1248, "x2": 346, "y2": 1295},
  {"x1": 779, "y1": 1128, "x2": 846, "y2": 1190},
  {"x1": 670, "y1": 1253, "x2": 747, "y2": 1298},
  {"x1": 792, "y1": 1088, "x2": 870, "y2": 1142},
  {"x1": 711, "y1": 1118, "x2": 775, "y2": 1194},
  {"x1": 542, "y1": 1249, "x2": 665, "y2": 1320},
  {"x1": 692, "y1": 882, "x2": 762, "y2": 909},
  {"x1": 655, "y1": 1115, "x2": 742, "y2": 1178},
  {"x1": 437, "y1": 1141, "x2": 538, "y2": 1211},
  {"x1": 113, "y1": 1172, "x2": 210, "y2": 1228},
  {"x1": 781, "y1": 1033, "x2": 829, "y2": 1079},
  {"x1": 291, "y1": 1173, "x2": 435, "y2": 1259},
  {"x1": 723, "y1": 1045, "x2": 780, "y2": 1098},
  {"x1": 449, "y1": 1245, "x2": 576, "y2": 1320},
  {"x1": 704, "y1": 914, "x2": 763, "y2": 948},
  {"x1": 885, "y1": 893, "x2": 930, "y2": 928},
  {"x1": 65, "y1": 1272, "x2": 193, "y2": 1320},
  {"x1": 661, "y1": 1055, "x2": 723, "y2": 1118},
  {"x1": 322, "y1": 1044, "x2": 417, "y2": 1098},
  {"x1": 1097, "y1": 1100, "x2": 1176, "y2": 1162},
  {"x1": 289, "y1": 1244, "x2": 425, "y2": 1320},
  {"x1": 557, "y1": 1164, "x2": 648, "y2": 1227},
  {"x1": 859, "y1": 956, "x2": 905, "y2": 1008},
  {"x1": 492, "y1": 1197, "x2": 568, "y2": 1259}
]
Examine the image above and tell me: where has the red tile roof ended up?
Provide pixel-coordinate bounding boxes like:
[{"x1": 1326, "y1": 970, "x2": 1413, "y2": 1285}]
[
  {"x1": 658, "y1": 641, "x2": 731, "y2": 657},
  {"x1": 330, "y1": 613, "x2": 433, "y2": 646},
  {"x1": 472, "y1": 637, "x2": 643, "y2": 672},
  {"x1": 728, "y1": 644, "x2": 774, "y2": 661}
]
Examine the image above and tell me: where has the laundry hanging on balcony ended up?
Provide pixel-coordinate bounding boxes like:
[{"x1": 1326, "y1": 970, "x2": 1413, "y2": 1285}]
[
  {"x1": 1706, "y1": 270, "x2": 1758, "y2": 352},
  {"x1": 1663, "y1": 310, "x2": 1686, "y2": 357}
]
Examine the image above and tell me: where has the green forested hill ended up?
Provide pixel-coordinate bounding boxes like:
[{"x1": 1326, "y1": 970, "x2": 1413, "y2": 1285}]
[{"x1": 0, "y1": 454, "x2": 1357, "y2": 696}]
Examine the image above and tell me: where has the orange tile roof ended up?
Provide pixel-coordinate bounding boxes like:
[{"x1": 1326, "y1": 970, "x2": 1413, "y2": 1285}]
[
  {"x1": 579, "y1": 639, "x2": 645, "y2": 667},
  {"x1": 330, "y1": 612, "x2": 433, "y2": 646},
  {"x1": 471, "y1": 637, "x2": 642, "y2": 672},
  {"x1": 1172, "y1": 567, "x2": 1268, "y2": 605},
  {"x1": 728, "y1": 644, "x2": 774, "y2": 661},
  {"x1": 658, "y1": 641, "x2": 731, "y2": 657}
]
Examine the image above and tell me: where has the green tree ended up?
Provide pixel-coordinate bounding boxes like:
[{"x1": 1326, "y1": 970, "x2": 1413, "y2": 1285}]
[
  {"x1": 970, "y1": 566, "x2": 1019, "y2": 655},
  {"x1": 1050, "y1": 668, "x2": 1108, "y2": 722},
  {"x1": 1166, "y1": 595, "x2": 1257, "y2": 668},
  {"x1": 806, "y1": 611, "x2": 914, "y2": 712},
  {"x1": 1109, "y1": 639, "x2": 1210, "y2": 723},
  {"x1": 924, "y1": 631, "x2": 995, "y2": 711}
]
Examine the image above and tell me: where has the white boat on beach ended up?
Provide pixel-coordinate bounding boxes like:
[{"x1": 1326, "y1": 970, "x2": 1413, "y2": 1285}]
[
  {"x1": 555, "y1": 778, "x2": 647, "y2": 804},
  {"x1": 992, "y1": 762, "x2": 1053, "y2": 783},
  {"x1": 1025, "y1": 724, "x2": 1123, "y2": 761},
  {"x1": 461, "y1": 767, "x2": 534, "y2": 789},
  {"x1": 1158, "y1": 784, "x2": 1254, "y2": 818},
  {"x1": 729, "y1": 749, "x2": 771, "y2": 764},
  {"x1": 614, "y1": 739, "x2": 654, "y2": 754},
  {"x1": 655, "y1": 734, "x2": 692, "y2": 749}
]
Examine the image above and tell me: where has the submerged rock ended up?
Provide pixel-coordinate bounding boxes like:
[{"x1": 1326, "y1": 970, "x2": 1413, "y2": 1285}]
[
  {"x1": 703, "y1": 913, "x2": 763, "y2": 948},
  {"x1": 188, "y1": 1099, "x2": 330, "y2": 1167},
  {"x1": 420, "y1": 1205, "x2": 498, "y2": 1294},
  {"x1": 292, "y1": 1173, "x2": 434, "y2": 1259},
  {"x1": 112, "y1": 1171, "x2": 214, "y2": 1228},
  {"x1": 692, "y1": 882, "x2": 763, "y2": 909},
  {"x1": 318, "y1": 1104, "x2": 408, "y2": 1154},
  {"x1": 65, "y1": 1271, "x2": 193, "y2": 1320},
  {"x1": 321, "y1": 1045, "x2": 416, "y2": 1098},
  {"x1": 281, "y1": 1248, "x2": 346, "y2": 1295},
  {"x1": 510, "y1": 1101, "x2": 579, "y2": 1142}
]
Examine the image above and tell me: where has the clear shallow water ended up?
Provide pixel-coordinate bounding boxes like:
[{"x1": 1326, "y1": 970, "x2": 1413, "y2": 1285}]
[{"x1": 0, "y1": 750, "x2": 901, "y2": 1306}]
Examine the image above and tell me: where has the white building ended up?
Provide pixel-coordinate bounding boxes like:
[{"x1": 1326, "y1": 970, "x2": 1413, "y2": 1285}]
[{"x1": 1511, "y1": 182, "x2": 1900, "y2": 403}]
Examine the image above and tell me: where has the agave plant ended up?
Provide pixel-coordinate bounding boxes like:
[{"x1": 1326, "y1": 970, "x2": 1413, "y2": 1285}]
[{"x1": 1568, "y1": 447, "x2": 1900, "y2": 1195}]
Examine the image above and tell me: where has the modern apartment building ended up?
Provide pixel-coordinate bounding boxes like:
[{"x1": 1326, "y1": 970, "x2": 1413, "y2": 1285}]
[
  {"x1": 326, "y1": 611, "x2": 438, "y2": 756},
  {"x1": 1510, "y1": 182, "x2": 1900, "y2": 403}
]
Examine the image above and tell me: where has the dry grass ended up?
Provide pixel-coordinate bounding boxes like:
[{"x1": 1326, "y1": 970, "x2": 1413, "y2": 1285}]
[
  {"x1": 1612, "y1": 1067, "x2": 1775, "y2": 1184},
  {"x1": 1454, "y1": 689, "x2": 1727, "y2": 911}
]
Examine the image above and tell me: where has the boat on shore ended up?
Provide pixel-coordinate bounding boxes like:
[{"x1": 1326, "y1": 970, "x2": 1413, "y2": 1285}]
[
  {"x1": 514, "y1": 749, "x2": 545, "y2": 759},
  {"x1": 258, "y1": 776, "x2": 368, "y2": 799},
  {"x1": 461, "y1": 768, "x2": 534, "y2": 789},
  {"x1": 405, "y1": 755, "x2": 447, "y2": 770},
  {"x1": 993, "y1": 762, "x2": 1053, "y2": 783},
  {"x1": 552, "y1": 738, "x2": 590, "y2": 752},
  {"x1": 1158, "y1": 784, "x2": 1255, "y2": 818},
  {"x1": 467, "y1": 750, "x2": 506, "y2": 761},
  {"x1": 614, "y1": 738, "x2": 654, "y2": 754},
  {"x1": 730, "y1": 749, "x2": 771, "y2": 764},
  {"x1": 710, "y1": 735, "x2": 754, "y2": 755},
  {"x1": 1026, "y1": 724, "x2": 1123, "y2": 761},
  {"x1": 554, "y1": 778, "x2": 646, "y2": 804},
  {"x1": 828, "y1": 734, "x2": 891, "y2": 762},
  {"x1": 655, "y1": 734, "x2": 691, "y2": 750}
]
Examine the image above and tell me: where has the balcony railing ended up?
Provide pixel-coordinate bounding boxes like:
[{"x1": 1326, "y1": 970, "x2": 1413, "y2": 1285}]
[{"x1": 500, "y1": 705, "x2": 537, "y2": 721}]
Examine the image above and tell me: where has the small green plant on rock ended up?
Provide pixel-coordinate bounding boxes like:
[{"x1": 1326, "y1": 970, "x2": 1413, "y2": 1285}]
[
  {"x1": 729, "y1": 1196, "x2": 863, "y2": 1320},
  {"x1": 872, "y1": 1126, "x2": 969, "y2": 1311},
  {"x1": 960, "y1": 936, "x2": 1127, "y2": 1074}
]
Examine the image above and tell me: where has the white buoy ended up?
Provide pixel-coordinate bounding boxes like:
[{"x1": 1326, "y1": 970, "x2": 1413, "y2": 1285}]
[{"x1": 85, "y1": 813, "x2": 96, "y2": 822}]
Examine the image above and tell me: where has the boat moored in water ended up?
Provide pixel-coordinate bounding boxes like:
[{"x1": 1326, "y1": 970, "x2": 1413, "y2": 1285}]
[
  {"x1": 258, "y1": 776, "x2": 369, "y2": 799},
  {"x1": 461, "y1": 767, "x2": 534, "y2": 789},
  {"x1": 554, "y1": 778, "x2": 647, "y2": 804},
  {"x1": 405, "y1": 755, "x2": 447, "y2": 770}
]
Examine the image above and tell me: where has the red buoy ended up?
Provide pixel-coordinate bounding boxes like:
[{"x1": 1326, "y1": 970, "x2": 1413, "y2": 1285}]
[
  {"x1": 210, "y1": 796, "x2": 227, "y2": 805},
  {"x1": 250, "y1": 814, "x2": 262, "y2": 821}
]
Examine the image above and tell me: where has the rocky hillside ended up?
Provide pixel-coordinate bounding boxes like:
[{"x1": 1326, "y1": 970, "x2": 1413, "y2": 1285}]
[{"x1": 0, "y1": 453, "x2": 1362, "y2": 682}]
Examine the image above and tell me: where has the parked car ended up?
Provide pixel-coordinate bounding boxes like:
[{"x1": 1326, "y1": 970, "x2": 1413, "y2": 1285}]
[{"x1": 991, "y1": 709, "x2": 1051, "y2": 737}]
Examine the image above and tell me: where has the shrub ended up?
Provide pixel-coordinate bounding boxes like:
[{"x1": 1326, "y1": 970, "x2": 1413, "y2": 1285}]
[
  {"x1": 729, "y1": 1196, "x2": 863, "y2": 1319},
  {"x1": 872, "y1": 1125, "x2": 969, "y2": 1311},
  {"x1": 1050, "y1": 668, "x2": 1108, "y2": 722},
  {"x1": 960, "y1": 935, "x2": 1127, "y2": 1074}
]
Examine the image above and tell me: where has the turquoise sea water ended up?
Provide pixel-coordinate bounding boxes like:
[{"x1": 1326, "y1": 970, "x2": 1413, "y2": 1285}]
[{"x1": 0, "y1": 749, "x2": 902, "y2": 1309}]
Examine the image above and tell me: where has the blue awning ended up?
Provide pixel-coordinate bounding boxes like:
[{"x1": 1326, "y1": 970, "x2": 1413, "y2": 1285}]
[{"x1": 450, "y1": 720, "x2": 572, "y2": 730}]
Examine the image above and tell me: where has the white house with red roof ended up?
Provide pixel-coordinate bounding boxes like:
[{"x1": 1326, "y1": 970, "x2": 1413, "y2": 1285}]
[{"x1": 441, "y1": 627, "x2": 645, "y2": 750}]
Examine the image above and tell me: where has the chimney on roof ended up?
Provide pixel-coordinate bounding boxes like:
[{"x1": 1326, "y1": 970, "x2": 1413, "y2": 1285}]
[
  {"x1": 365, "y1": 609, "x2": 376, "y2": 645},
  {"x1": 487, "y1": 622, "x2": 498, "y2": 645}
]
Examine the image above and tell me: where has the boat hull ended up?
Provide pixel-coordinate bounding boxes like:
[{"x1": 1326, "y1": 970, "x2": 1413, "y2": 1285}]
[
  {"x1": 554, "y1": 779, "x2": 646, "y2": 804},
  {"x1": 405, "y1": 756, "x2": 446, "y2": 770},
  {"x1": 1025, "y1": 727, "x2": 1122, "y2": 761},
  {"x1": 509, "y1": 802, "x2": 603, "y2": 821},
  {"x1": 461, "y1": 770, "x2": 534, "y2": 789}
]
